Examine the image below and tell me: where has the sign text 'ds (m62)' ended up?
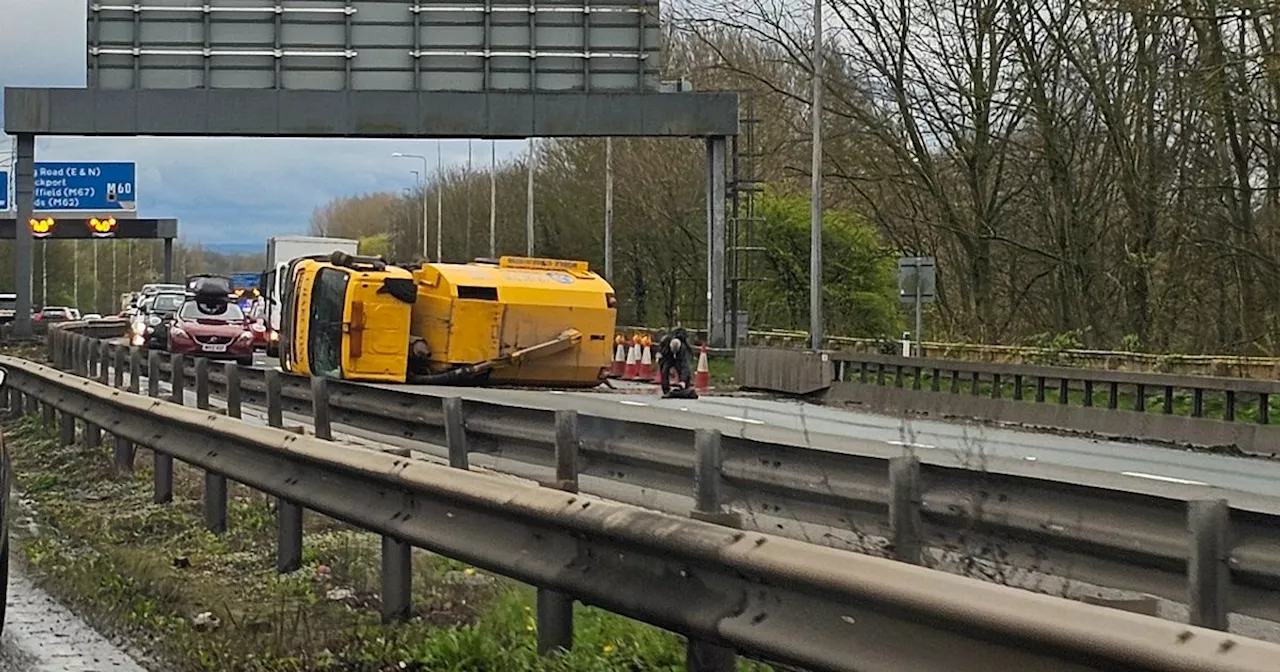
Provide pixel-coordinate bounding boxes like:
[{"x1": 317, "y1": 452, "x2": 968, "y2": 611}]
[{"x1": 32, "y1": 162, "x2": 137, "y2": 212}]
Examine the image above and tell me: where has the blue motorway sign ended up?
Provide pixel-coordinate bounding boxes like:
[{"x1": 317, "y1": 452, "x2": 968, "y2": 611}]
[
  {"x1": 0, "y1": 170, "x2": 8, "y2": 211},
  {"x1": 33, "y1": 162, "x2": 137, "y2": 212}
]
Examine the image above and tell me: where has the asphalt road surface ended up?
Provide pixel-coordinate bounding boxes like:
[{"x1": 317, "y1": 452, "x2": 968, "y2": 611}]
[
  {"x1": 391, "y1": 383, "x2": 1280, "y2": 498},
  {"x1": 0, "y1": 568, "x2": 147, "y2": 671},
  {"x1": 243, "y1": 354, "x2": 1280, "y2": 497}
]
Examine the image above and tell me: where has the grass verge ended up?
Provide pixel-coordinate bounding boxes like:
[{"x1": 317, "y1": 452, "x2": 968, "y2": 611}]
[{"x1": 4, "y1": 414, "x2": 774, "y2": 671}]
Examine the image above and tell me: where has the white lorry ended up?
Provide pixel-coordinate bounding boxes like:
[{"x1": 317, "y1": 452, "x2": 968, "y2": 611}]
[{"x1": 261, "y1": 235, "x2": 360, "y2": 356}]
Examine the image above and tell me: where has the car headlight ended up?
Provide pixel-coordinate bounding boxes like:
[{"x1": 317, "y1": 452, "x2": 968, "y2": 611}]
[
  {"x1": 238, "y1": 331, "x2": 254, "y2": 341},
  {"x1": 250, "y1": 323, "x2": 266, "y2": 333},
  {"x1": 170, "y1": 326, "x2": 187, "y2": 338},
  {"x1": 147, "y1": 315, "x2": 161, "y2": 326},
  {"x1": 269, "y1": 330, "x2": 280, "y2": 342},
  {"x1": 131, "y1": 334, "x2": 145, "y2": 346}
]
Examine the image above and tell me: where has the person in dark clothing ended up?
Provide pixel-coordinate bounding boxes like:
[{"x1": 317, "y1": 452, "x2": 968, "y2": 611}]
[{"x1": 657, "y1": 327, "x2": 694, "y2": 396}]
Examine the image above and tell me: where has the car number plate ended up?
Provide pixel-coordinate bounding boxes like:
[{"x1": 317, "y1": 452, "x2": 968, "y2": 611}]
[{"x1": 202, "y1": 343, "x2": 228, "y2": 353}]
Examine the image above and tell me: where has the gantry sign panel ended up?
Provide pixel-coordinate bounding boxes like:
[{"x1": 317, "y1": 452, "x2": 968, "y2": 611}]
[{"x1": 88, "y1": 0, "x2": 662, "y2": 93}]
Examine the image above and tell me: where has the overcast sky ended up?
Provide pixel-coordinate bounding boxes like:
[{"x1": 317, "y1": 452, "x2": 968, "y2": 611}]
[{"x1": 0, "y1": 0, "x2": 527, "y2": 246}]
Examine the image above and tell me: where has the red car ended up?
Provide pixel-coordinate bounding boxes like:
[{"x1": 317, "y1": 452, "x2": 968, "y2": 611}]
[{"x1": 167, "y1": 299, "x2": 256, "y2": 365}]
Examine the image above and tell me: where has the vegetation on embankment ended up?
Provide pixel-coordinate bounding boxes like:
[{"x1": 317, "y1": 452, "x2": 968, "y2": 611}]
[{"x1": 4, "y1": 415, "x2": 773, "y2": 671}]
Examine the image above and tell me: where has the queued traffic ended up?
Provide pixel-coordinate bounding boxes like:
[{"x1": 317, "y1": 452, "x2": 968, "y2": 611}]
[{"x1": 73, "y1": 234, "x2": 704, "y2": 396}]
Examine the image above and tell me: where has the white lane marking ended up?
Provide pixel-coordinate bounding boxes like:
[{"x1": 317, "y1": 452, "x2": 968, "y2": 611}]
[
  {"x1": 1121, "y1": 472, "x2": 1207, "y2": 486},
  {"x1": 1023, "y1": 456, "x2": 1038, "y2": 461},
  {"x1": 618, "y1": 400, "x2": 649, "y2": 407},
  {"x1": 679, "y1": 407, "x2": 689, "y2": 412},
  {"x1": 549, "y1": 390, "x2": 565, "y2": 395},
  {"x1": 889, "y1": 439, "x2": 937, "y2": 450},
  {"x1": 724, "y1": 415, "x2": 765, "y2": 425}
]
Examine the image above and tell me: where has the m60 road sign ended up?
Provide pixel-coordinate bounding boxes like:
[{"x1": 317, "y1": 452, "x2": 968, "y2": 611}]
[{"x1": 33, "y1": 162, "x2": 137, "y2": 212}]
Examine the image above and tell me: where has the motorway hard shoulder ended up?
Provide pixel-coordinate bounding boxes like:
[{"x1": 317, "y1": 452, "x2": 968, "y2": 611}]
[{"x1": 2, "y1": 570, "x2": 148, "y2": 672}]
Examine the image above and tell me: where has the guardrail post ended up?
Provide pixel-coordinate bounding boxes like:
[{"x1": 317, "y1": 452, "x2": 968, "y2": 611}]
[
  {"x1": 5, "y1": 389, "x2": 21, "y2": 419},
  {"x1": 224, "y1": 363, "x2": 242, "y2": 419},
  {"x1": 27, "y1": 392, "x2": 40, "y2": 418},
  {"x1": 1188, "y1": 499, "x2": 1230, "y2": 631},
  {"x1": 153, "y1": 353, "x2": 181, "y2": 505},
  {"x1": 264, "y1": 368, "x2": 302, "y2": 572},
  {"x1": 113, "y1": 345, "x2": 126, "y2": 389},
  {"x1": 85, "y1": 416, "x2": 101, "y2": 449},
  {"x1": 889, "y1": 456, "x2": 923, "y2": 565},
  {"x1": 1192, "y1": 388, "x2": 1204, "y2": 418},
  {"x1": 1135, "y1": 384, "x2": 1146, "y2": 412},
  {"x1": 276, "y1": 500, "x2": 303, "y2": 574},
  {"x1": 114, "y1": 434, "x2": 135, "y2": 475},
  {"x1": 42, "y1": 398, "x2": 55, "y2": 427},
  {"x1": 1225, "y1": 391, "x2": 1236, "y2": 421},
  {"x1": 380, "y1": 536, "x2": 412, "y2": 623},
  {"x1": 129, "y1": 347, "x2": 142, "y2": 394},
  {"x1": 71, "y1": 336, "x2": 84, "y2": 376},
  {"x1": 50, "y1": 330, "x2": 62, "y2": 369},
  {"x1": 59, "y1": 408, "x2": 75, "y2": 446},
  {"x1": 1057, "y1": 378, "x2": 1069, "y2": 404},
  {"x1": 690, "y1": 429, "x2": 739, "y2": 527},
  {"x1": 194, "y1": 357, "x2": 210, "y2": 410},
  {"x1": 535, "y1": 409, "x2": 580, "y2": 656},
  {"x1": 443, "y1": 397, "x2": 468, "y2": 469},
  {"x1": 1083, "y1": 380, "x2": 1093, "y2": 407},
  {"x1": 1259, "y1": 393, "x2": 1269, "y2": 425},
  {"x1": 265, "y1": 369, "x2": 283, "y2": 428},
  {"x1": 551, "y1": 410, "x2": 579, "y2": 493},
  {"x1": 147, "y1": 351, "x2": 161, "y2": 397},
  {"x1": 1035, "y1": 376, "x2": 1046, "y2": 403},
  {"x1": 686, "y1": 641, "x2": 737, "y2": 672},
  {"x1": 87, "y1": 339, "x2": 99, "y2": 380},
  {"x1": 170, "y1": 353, "x2": 185, "y2": 404},
  {"x1": 311, "y1": 376, "x2": 332, "y2": 440},
  {"x1": 97, "y1": 342, "x2": 111, "y2": 384}
]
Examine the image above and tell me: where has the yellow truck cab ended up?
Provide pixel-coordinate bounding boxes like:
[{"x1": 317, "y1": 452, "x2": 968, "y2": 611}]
[
  {"x1": 279, "y1": 253, "x2": 617, "y2": 387},
  {"x1": 278, "y1": 253, "x2": 416, "y2": 382}
]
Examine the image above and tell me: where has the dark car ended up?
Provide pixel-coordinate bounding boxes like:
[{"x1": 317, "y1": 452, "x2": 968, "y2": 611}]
[
  {"x1": 131, "y1": 293, "x2": 184, "y2": 349},
  {"x1": 168, "y1": 299, "x2": 255, "y2": 366}
]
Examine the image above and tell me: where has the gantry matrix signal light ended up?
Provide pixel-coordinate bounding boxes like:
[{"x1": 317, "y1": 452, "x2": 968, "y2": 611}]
[
  {"x1": 29, "y1": 218, "x2": 54, "y2": 238},
  {"x1": 89, "y1": 216, "x2": 118, "y2": 237}
]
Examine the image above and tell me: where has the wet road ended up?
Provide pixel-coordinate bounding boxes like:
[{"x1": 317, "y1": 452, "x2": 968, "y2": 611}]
[{"x1": 0, "y1": 568, "x2": 147, "y2": 671}]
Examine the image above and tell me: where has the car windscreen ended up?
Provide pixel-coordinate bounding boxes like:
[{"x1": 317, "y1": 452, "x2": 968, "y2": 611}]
[
  {"x1": 0, "y1": 297, "x2": 16, "y2": 311},
  {"x1": 180, "y1": 301, "x2": 244, "y2": 322},
  {"x1": 41, "y1": 308, "x2": 68, "y2": 316},
  {"x1": 149, "y1": 294, "x2": 184, "y2": 313}
]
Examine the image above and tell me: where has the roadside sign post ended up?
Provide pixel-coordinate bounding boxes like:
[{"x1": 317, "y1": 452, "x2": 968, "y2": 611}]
[{"x1": 897, "y1": 256, "x2": 936, "y2": 357}]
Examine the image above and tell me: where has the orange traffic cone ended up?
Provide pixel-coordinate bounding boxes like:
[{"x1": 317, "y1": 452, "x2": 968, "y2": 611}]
[
  {"x1": 624, "y1": 341, "x2": 639, "y2": 380},
  {"x1": 610, "y1": 337, "x2": 626, "y2": 378},
  {"x1": 640, "y1": 339, "x2": 653, "y2": 382},
  {"x1": 694, "y1": 343, "x2": 710, "y2": 393}
]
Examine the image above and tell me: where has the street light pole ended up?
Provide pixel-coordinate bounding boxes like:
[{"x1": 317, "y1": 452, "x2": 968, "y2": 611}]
[
  {"x1": 436, "y1": 142, "x2": 443, "y2": 263},
  {"x1": 489, "y1": 140, "x2": 496, "y2": 259},
  {"x1": 391, "y1": 152, "x2": 430, "y2": 261},
  {"x1": 526, "y1": 138, "x2": 535, "y2": 256},
  {"x1": 808, "y1": 0, "x2": 825, "y2": 351}
]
